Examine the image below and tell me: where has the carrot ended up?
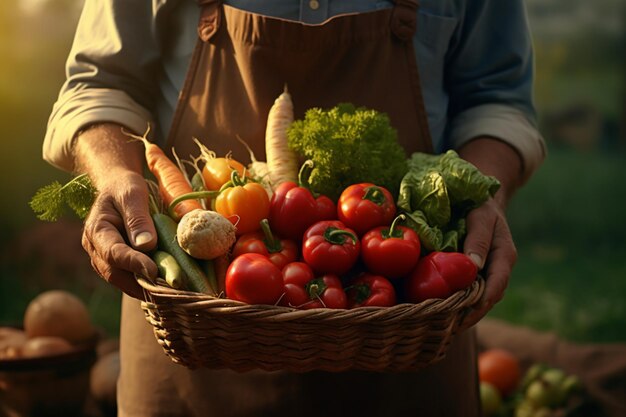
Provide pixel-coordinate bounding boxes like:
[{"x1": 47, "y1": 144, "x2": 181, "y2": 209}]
[
  {"x1": 125, "y1": 128, "x2": 202, "y2": 220},
  {"x1": 265, "y1": 85, "x2": 298, "y2": 187}
]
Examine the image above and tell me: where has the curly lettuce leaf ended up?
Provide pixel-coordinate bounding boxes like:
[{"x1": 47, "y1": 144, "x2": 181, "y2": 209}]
[
  {"x1": 439, "y1": 150, "x2": 500, "y2": 209},
  {"x1": 398, "y1": 150, "x2": 499, "y2": 252},
  {"x1": 397, "y1": 170, "x2": 450, "y2": 227}
]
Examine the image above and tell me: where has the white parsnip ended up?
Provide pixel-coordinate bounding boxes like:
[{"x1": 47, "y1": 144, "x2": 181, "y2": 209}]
[
  {"x1": 236, "y1": 135, "x2": 272, "y2": 197},
  {"x1": 265, "y1": 86, "x2": 298, "y2": 187}
]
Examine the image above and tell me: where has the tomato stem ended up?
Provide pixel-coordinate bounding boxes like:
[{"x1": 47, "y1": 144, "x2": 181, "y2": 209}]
[
  {"x1": 167, "y1": 190, "x2": 220, "y2": 220},
  {"x1": 323, "y1": 226, "x2": 358, "y2": 246},
  {"x1": 362, "y1": 186, "x2": 386, "y2": 205},
  {"x1": 352, "y1": 283, "x2": 371, "y2": 304},
  {"x1": 259, "y1": 218, "x2": 282, "y2": 253},
  {"x1": 382, "y1": 214, "x2": 407, "y2": 239},
  {"x1": 230, "y1": 170, "x2": 247, "y2": 187},
  {"x1": 305, "y1": 278, "x2": 327, "y2": 300}
]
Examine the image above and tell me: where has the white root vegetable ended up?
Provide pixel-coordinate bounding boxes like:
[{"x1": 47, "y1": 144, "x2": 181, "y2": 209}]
[
  {"x1": 236, "y1": 134, "x2": 272, "y2": 197},
  {"x1": 265, "y1": 85, "x2": 298, "y2": 187},
  {"x1": 177, "y1": 209, "x2": 236, "y2": 260}
]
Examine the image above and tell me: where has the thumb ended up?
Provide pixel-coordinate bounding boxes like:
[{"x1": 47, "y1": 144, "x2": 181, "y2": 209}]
[
  {"x1": 119, "y1": 181, "x2": 158, "y2": 251},
  {"x1": 462, "y1": 206, "x2": 496, "y2": 270}
]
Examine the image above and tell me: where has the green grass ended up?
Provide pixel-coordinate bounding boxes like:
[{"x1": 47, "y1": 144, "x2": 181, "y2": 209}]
[{"x1": 487, "y1": 145, "x2": 626, "y2": 343}]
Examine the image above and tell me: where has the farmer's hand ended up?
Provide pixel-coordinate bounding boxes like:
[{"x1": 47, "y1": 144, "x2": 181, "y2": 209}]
[
  {"x1": 459, "y1": 197, "x2": 517, "y2": 330},
  {"x1": 457, "y1": 138, "x2": 522, "y2": 330},
  {"x1": 74, "y1": 123, "x2": 158, "y2": 299}
]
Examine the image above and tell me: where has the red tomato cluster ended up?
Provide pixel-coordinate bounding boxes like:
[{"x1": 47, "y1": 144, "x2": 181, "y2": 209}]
[{"x1": 225, "y1": 182, "x2": 478, "y2": 309}]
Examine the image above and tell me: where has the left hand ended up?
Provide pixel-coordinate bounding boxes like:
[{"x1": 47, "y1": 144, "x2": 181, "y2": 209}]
[
  {"x1": 456, "y1": 137, "x2": 523, "y2": 330},
  {"x1": 459, "y1": 197, "x2": 517, "y2": 330}
]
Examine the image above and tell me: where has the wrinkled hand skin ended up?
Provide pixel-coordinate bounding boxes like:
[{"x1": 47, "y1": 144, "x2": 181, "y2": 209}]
[
  {"x1": 75, "y1": 124, "x2": 158, "y2": 300},
  {"x1": 458, "y1": 197, "x2": 517, "y2": 331},
  {"x1": 457, "y1": 137, "x2": 523, "y2": 331}
]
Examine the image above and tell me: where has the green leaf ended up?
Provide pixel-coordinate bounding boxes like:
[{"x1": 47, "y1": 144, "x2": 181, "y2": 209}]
[
  {"x1": 439, "y1": 150, "x2": 501, "y2": 207},
  {"x1": 402, "y1": 210, "x2": 444, "y2": 252},
  {"x1": 29, "y1": 181, "x2": 65, "y2": 222},
  {"x1": 287, "y1": 103, "x2": 408, "y2": 200},
  {"x1": 399, "y1": 150, "x2": 500, "y2": 252},
  {"x1": 64, "y1": 174, "x2": 97, "y2": 219},
  {"x1": 29, "y1": 174, "x2": 97, "y2": 222}
]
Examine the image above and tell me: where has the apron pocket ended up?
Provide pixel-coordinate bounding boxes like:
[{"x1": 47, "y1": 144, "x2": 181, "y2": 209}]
[{"x1": 417, "y1": 10, "x2": 458, "y2": 54}]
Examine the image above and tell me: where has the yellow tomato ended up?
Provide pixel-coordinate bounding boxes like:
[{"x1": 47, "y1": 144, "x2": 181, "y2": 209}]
[
  {"x1": 202, "y1": 157, "x2": 247, "y2": 191},
  {"x1": 215, "y1": 174, "x2": 270, "y2": 236}
]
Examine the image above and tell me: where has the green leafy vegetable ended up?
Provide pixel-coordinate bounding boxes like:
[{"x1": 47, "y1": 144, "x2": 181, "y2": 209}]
[
  {"x1": 398, "y1": 150, "x2": 500, "y2": 252},
  {"x1": 29, "y1": 173, "x2": 97, "y2": 221},
  {"x1": 287, "y1": 103, "x2": 408, "y2": 200}
]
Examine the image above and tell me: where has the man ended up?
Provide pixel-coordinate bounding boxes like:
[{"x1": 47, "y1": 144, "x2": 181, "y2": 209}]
[{"x1": 43, "y1": 1, "x2": 545, "y2": 415}]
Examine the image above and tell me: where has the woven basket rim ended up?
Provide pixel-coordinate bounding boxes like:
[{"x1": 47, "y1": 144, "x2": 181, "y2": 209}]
[
  {"x1": 137, "y1": 275, "x2": 485, "y2": 372},
  {"x1": 137, "y1": 275, "x2": 485, "y2": 319}
]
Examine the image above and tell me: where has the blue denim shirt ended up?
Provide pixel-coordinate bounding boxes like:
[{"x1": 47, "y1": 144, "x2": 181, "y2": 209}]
[{"x1": 44, "y1": 0, "x2": 545, "y2": 177}]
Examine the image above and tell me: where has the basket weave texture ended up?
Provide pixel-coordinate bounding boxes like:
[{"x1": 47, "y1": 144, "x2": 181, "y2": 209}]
[{"x1": 138, "y1": 276, "x2": 484, "y2": 373}]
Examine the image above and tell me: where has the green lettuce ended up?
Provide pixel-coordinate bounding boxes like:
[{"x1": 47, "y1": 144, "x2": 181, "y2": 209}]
[{"x1": 397, "y1": 150, "x2": 500, "y2": 252}]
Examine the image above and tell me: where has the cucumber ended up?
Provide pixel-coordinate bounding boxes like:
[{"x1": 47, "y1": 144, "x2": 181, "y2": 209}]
[
  {"x1": 152, "y1": 250, "x2": 187, "y2": 290},
  {"x1": 152, "y1": 212, "x2": 216, "y2": 295}
]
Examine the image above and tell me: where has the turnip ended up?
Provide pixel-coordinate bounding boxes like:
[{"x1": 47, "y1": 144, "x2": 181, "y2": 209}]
[{"x1": 176, "y1": 209, "x2": 236, "y2": 260}]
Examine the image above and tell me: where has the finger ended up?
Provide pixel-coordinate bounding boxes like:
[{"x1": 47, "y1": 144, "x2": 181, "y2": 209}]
[
  {"x1": 83, "y1": 234, "x2": 147, "y2": 300},
  {"x1": 480, "y1": 216, "x2": 517, "y2": 308},
  {"x1": 460, "y1": 217, "x2": 517, "y2": 331},
  {"x1": 112, "y1": 176, "x2": 158, "y2": 251},
  {"x1": 462, "y1": 203, "x2": 497, "y2": 270},
  {"x1": 84, "y1": 197, "x2": 159, "y2": 279},
  {"x1": 90, "y1": 221, "x2": 158, "y2": 280}
]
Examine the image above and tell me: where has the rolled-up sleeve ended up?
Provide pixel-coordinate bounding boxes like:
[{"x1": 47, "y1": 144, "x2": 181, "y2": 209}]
[
  {"x1": 43, "y1": 0, "x2": 160, "y2": 172},
  {"x1": 445, "y1": 0, "x2": 546, "y2": 182}
]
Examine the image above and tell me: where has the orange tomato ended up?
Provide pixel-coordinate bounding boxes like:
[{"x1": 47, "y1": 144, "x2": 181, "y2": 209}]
[
  {"x1": 478, "y1": 349, "x2": 522, "y2": 398},
  {"x1": 215, "y1": 173, "x2": 270, "y2": 236},
  {"x1": 202, "y1": 157, "x2": 247, "y2": 191}
]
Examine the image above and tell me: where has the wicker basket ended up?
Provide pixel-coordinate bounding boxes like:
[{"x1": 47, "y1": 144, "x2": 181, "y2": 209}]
[
  {"x1": 138, "y1": 275, "x2": 484, "y2": 373},
  {"x1": 139, "y1": 272, "x2": 484, "y2": 372}
]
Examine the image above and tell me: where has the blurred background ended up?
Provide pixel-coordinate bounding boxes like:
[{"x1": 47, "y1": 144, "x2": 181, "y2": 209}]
[{"x1": 1, "y1": 0, "x2": 625, "y2": 343}]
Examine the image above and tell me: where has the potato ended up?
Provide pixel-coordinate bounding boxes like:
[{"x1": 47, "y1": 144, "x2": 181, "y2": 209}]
[
  {"x1": 23, "y1": 290, "x2": 95, "y2": 344},
  {"x1": 90, "y1": 350, "x2": 120, "y2": 410},
  {"x1": 0, "y1": 327, "x2": 27, "y2": 359},
  {"x1": 21, "y1": 336, "x2": 74, "y2": 358}
]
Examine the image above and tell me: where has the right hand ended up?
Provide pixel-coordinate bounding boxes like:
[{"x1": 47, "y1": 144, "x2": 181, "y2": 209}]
[
  {"x1": 74, "y1": 123, "x2": 158, "y2": 299},
  {"x1": 81, "y1": 168, "x2": 158, "y2": 299}
]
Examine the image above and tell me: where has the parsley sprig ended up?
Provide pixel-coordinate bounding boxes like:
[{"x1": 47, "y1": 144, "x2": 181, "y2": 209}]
[{"x1": 29, "y1": 173, "x2": 97, "y2": 221}]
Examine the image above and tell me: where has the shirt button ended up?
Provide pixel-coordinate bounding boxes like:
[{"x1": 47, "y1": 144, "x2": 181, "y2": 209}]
[{"x1": 309, "y1": 0, "x2": 320, "y2": 10}]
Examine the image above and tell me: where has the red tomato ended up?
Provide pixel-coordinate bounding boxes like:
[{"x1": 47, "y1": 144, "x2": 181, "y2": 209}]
[
  {"x1": 360, "y1": 215, "x2": 421, "y2": 279},
  {"x1": 302, "y1": 220, "x2": 360, "y2": 276},
  {"x1": 346, "y1": 273, "x2": 396, "y2": 308},
  {"x1": 232, "y1": 219, "x2": 298, "y2": 270},
  {"x1": 478, "y1": 349, "x2": 522, "y2": 397},
  {"x1": 406, "y1": 252, "x2": 478, "y2": 303},
  {"x1": 337, "y1": 183, "x2": 396, "y2": 236},
  {"x1": 281, "y1": 262, "x2": 347, "y2": 309},
  {"x1": 269, "y1": 181, "x2": 336, "y2": 242},
  {"x1": 225, "y1": 253, "x2": 284, "y2": 305}
]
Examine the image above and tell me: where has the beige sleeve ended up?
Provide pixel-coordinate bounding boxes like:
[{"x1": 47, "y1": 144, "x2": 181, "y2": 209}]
[
  {"x1": 448, "y1": 104, "x2": 547, "y2": 183},
  {"x1": 43, "y1": 89, "x2": 153, "y2": 172}
]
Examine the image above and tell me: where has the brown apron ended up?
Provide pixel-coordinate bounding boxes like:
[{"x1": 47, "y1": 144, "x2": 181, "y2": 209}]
[{"x1": 118, "y1": 1, "x2": 479, "y2": 416}]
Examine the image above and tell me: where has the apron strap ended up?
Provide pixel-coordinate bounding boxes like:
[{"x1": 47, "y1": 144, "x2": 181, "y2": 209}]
[
  {"x1": 390, "y1": 0, "x2": 419, "y2": 41},
  {"x1": 197, "y1": 0, "x2": 222, "y2": 42}
]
